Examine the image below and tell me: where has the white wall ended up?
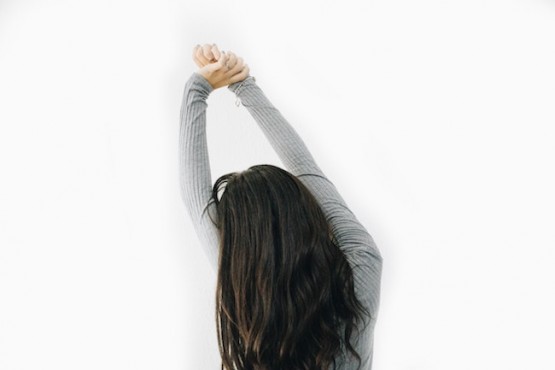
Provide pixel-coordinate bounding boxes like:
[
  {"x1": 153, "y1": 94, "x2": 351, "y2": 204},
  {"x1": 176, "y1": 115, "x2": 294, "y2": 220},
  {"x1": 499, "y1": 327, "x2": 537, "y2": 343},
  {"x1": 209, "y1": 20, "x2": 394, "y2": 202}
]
[{"x1": 1, "y1": 0, "x2": 554, "y2": 369}]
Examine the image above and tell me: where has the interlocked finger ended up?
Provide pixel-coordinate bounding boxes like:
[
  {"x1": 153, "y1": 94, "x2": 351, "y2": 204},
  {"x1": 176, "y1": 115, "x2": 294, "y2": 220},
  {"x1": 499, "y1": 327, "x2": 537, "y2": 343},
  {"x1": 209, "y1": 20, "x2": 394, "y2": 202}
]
[
  {"x1": 195, "y1": 45, "x2": 210, "y2": 66},
  {"x1": 209, "y1": 44, "x2": 221, "y2": 62},
  {"x1": 226, "y1": 56, "x2": 244, "y2": 77},
  {"x1": 224, "y1": 52, "x2": 238, "y2": 71},
  {"x1": 202, "y1": 44, "x2": 216, "y2": 62},
  {"x1": 192, "y1": 45, "x2": 204, "y2": 68},
  {"x1": 228, "y1": 63, "x2": 250, "y2": 85}
]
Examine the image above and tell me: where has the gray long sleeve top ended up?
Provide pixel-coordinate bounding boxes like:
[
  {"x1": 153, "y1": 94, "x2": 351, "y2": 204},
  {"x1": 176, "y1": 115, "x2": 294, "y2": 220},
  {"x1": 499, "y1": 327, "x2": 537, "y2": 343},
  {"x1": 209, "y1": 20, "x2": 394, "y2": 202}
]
[{"x1": 179, "y1": 71, "x2": 383, "y2": 370}]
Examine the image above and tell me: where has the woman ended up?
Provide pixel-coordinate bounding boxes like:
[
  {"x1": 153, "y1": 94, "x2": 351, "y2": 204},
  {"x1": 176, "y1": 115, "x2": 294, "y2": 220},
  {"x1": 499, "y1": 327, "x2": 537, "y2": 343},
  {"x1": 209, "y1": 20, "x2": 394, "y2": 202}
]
[{"x1": 179, "y1": 43, "x2": 383, "y2": 370}]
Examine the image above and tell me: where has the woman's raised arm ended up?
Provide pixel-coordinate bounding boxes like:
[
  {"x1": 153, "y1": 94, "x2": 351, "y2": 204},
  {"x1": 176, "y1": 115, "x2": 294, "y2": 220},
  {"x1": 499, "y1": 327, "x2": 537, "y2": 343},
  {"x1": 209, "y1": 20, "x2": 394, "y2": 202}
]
[
  {"x1": 227, "y1": 75, "x2": 382, "y2": 314},
  {"x1": 179, "y1": 71, "x2": 220, "y2": 272},
  {"x1": 179, "y1": 46, "x2": 250, "y2": 272}
]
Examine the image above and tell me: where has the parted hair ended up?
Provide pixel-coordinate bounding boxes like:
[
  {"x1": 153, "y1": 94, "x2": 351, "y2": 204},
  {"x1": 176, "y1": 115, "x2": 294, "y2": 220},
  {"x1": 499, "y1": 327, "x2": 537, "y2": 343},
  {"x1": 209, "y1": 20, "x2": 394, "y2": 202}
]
[{"x1": 206, "y1": 164, "x2": 371, "y2": 370}]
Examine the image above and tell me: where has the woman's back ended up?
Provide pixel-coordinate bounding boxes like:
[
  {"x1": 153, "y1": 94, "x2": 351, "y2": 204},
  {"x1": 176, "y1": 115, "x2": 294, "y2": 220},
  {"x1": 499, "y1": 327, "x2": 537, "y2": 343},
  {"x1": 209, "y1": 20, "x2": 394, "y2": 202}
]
[{"x1": 179, "y1": 71, "x2": 383, "y2": 369}]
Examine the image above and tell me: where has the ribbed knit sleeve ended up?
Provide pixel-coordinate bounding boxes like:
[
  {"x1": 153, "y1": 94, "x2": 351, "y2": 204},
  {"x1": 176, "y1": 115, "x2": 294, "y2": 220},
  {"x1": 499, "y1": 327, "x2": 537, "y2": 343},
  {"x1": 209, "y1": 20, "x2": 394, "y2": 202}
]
[
  {"x1": 179, "y1": 72, "x2": 220, "y2": 272},
  {"x1": 228, "y1": 76, "x2": 383, "y2": 369}
]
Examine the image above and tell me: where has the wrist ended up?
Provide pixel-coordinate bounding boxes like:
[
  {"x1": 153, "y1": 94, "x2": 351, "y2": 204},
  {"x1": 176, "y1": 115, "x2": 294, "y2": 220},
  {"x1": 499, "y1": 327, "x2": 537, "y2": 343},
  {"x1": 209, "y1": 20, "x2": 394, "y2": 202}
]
[
  {"x1": 228, "y1": 75, "x2": 255, "y2": 94},
  {"x1": 193, "y1": 71, "x2": 215, "y2": 93}
]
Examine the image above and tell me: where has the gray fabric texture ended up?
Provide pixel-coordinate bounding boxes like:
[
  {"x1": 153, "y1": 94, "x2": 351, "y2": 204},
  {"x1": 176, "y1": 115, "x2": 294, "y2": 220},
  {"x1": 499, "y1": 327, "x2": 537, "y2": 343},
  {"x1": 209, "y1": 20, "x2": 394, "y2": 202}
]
[{"x1": 179, "y1": 71, "x2": 383, "y2": 370}]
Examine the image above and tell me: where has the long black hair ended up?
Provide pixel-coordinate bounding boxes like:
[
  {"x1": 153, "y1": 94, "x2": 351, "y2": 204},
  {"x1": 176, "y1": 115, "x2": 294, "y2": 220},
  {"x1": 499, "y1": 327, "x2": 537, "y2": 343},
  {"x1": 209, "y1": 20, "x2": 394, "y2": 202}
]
[{"x1": 205, "y1": 164, "x2": 371, "y2": 370}]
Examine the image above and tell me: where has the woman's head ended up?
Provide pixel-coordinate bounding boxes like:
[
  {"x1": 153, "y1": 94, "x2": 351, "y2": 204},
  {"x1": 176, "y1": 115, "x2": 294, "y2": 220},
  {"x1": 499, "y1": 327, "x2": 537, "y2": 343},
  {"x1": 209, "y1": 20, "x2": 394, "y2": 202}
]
[{"x1": 206, "y1": 164, "x2": 370, "y2": 370}]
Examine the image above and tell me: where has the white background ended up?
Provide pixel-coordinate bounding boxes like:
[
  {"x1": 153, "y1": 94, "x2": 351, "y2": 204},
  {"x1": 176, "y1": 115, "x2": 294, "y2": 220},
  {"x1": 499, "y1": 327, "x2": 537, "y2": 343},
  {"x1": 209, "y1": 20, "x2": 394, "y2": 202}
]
[{"x1": 1, "y1": 0, "x2": 554, "y2": 369}]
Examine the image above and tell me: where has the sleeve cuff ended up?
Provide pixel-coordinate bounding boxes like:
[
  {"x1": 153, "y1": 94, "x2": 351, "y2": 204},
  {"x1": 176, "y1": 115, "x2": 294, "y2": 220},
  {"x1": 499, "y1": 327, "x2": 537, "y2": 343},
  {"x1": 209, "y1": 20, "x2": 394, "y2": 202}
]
[
  {"x1": 191, "y1": 72, "x2": 214, "y2": 94},
  {"x1": 228, "y1": 75, "x2": 256, "y2": 94}
]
